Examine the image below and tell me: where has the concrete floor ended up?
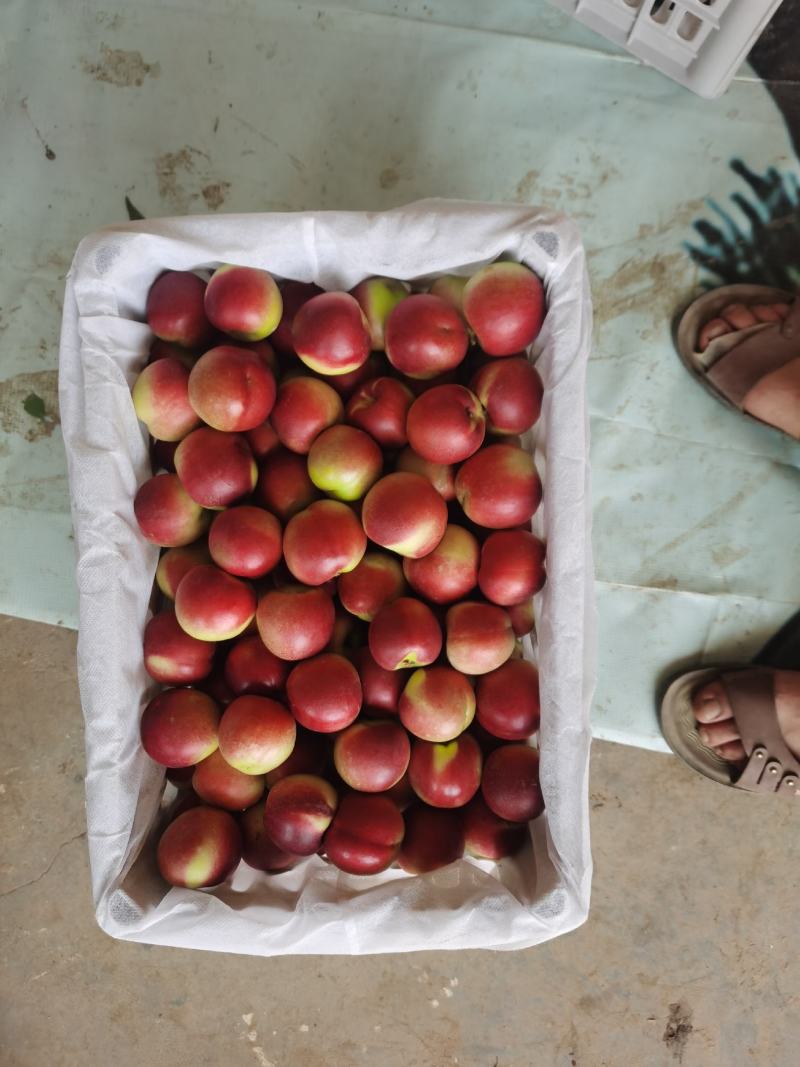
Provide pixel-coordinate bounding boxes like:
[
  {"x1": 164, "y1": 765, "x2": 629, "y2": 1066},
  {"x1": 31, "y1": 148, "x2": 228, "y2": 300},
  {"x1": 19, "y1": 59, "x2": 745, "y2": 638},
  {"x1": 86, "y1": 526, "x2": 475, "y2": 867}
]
[{"x1": 1, "y1": 615, "x2": 798, "y2": 1067}]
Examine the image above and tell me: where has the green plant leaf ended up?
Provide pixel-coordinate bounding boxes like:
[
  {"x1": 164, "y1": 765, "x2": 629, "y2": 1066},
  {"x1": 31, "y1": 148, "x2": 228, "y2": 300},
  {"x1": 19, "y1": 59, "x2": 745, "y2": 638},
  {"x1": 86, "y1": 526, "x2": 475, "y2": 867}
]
[
  {"x1": 23, "y1": 393, "x2": 46, "y2": 421},
  {"x1": 125, "y1": 196, "x2": 145, "y2": 221}
]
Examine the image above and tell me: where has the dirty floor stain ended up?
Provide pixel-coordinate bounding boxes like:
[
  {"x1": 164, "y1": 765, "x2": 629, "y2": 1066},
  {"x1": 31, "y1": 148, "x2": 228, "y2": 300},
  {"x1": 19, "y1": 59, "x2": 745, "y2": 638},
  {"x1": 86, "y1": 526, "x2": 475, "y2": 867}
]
[
  {"x1": 662, "y1": 1002, "x2": 694, "y2": 1062},
  {"x1": 19, "y1": 98, "x2": 56, "y2": 160},
  {"x1": 155, "y1": 146, "x2": 230, "y2": 213},
  {"x1": 201, "y1": 182, "x2": 231, "y2": 211},
  {"x1": 510, "y1": 170, "x2": 594, "y2": 221},
  {"x1": 590, "y1": 250, "x2": 695, "y2": 330},
  {"x1": 81, "y1": 46, "x2": 160, "y2": 88},
  {"x1": 647, "y1": 485, "x2": 752, "y2": 561},
  {"x1": 0, "y1": 370, "x2": 60, "y2": 441},
  {"x1": 94, "y1": 11, "x2": 124, "y2": 30},
  {"x1": 0, "y1": 473, "x2": 69, "y2": 511},
  {"x1": 514, "y1": 169, "x2": 540, "y2": 202},
  {"x1": 637, "y1": 198, "x2": 707, "y2": 242},
  {"x1": 379, "y1": 167, "x2": 399, "y2": 190},
  {"x1": 710, "y1": 544, "x2": 749, "y2": 568}
]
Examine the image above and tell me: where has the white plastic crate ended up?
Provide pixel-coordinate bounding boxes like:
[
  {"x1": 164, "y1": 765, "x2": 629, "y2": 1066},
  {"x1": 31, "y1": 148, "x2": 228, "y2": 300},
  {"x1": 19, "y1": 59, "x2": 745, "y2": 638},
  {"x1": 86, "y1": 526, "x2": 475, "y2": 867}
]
[{"x1": 551, "y1": 0, "x2": 784, "y2": 97}]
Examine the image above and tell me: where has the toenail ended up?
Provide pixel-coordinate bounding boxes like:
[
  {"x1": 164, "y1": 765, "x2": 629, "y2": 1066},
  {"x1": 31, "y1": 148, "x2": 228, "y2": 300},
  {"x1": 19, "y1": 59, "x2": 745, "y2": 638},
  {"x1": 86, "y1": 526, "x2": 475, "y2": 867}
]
[
  {"x1": 698, "y1": 727, "x2": 711, "y2": 745},
  {"x1": 698, "y1": 697, "x2": 720, "y2": 719}
]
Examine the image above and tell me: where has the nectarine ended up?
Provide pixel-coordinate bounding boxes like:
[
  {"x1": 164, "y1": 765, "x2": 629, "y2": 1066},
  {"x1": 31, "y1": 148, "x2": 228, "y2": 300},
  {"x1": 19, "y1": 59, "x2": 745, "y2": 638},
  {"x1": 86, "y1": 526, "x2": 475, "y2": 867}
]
[
  {"x1": 481, "y1": 744, "x2": 543, "y2": 822},
  {"x1": 362, "y1": 472, "x2": 447, "y2": 559},
  {"x1": 157, "y1": 805, "x2": 241, "y2": 888},
  {"x1": 264, "y1": 773, "x2": 338, "y2": 855},
  {"x1": 286, "y1": 653, "x2": 362, "y2": 733},
  {"x1": 256, "y1": 585, "x2": 335, "y2": 661}
]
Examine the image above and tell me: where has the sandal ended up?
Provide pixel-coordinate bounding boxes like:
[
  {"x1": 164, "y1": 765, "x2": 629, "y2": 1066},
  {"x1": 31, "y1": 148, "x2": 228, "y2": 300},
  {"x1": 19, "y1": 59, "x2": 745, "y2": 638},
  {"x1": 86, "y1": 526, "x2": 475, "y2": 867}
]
[
  {"x1": 675, "y1": 283, "x2": 800, "y2": 439},
  {"x1": 660, "y1": 614, "x2": 800, "y2": 797}
]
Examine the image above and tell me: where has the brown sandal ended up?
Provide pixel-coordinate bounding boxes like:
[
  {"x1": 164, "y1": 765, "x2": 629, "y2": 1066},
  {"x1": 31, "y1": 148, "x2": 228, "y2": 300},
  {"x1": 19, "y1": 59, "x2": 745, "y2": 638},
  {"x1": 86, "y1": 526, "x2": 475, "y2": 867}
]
[
  {"x1": 660, "y1": 667, "x2": 800, "y2": 797},
  {"x1": 675, "y1": 283, "x2": 799, "y2": 438}
]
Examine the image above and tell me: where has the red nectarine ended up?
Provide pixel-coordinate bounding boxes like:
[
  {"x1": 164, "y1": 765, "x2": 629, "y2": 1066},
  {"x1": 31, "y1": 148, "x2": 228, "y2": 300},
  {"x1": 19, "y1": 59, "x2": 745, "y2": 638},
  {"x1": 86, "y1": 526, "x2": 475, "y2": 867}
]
[
  {"x1": 157, "y1": 805, "x2": 242, "y2": 888},
  {"x1": 395, "y1": 447, "x2": 456, "y2": 501},
  {"x1": 476, "y1": 659, "x2": 540, "y2": 741},
  {"x1": 224, "y1": 634, "x2": 288, "y2": 697},
  {"x1": 463, "y1": 262, "x2": 545, "y2": 357},
  {"x1": 345, "y1": 376, "x2": 413, "y2": 448},
  {"x1": 385, "y1": 293, "x2": 468, "y2": 379},
  {"x1": 140, "y1": 687, "x2": 220, "y2": 768},
  {"x1": 408, "y1": 734, "x2": 482, "y2": 808},
  {"x1": 462, "y1": 795, "x2": 527, "y2": 860},
  {"x1": 355, "y1": 647, "x2": 405, "y2": 716},
  {"x1": 445, "y1": 601, "x2": 515, "y2": 675},
  {"x1": 218, "y1": 695, "x2": 296, "y2": 775},
  {"x1": 239, "y1": 803, "x2": 301, "y2": 872},
  {"x1": 270, "y1": 376, "x2": 343, "y2": 455},
  {"x1": 369, "y1": 597, "x2": 442, "y2": 671},
  {"x1": 397, "y1": 804, "x2": 465, "y2": 873},
  {"x1": 402, "y1": 524, "x2": 479, "y2": 605},
  {"x1": 174, "y1": 564, "x2": 256, "y2": 641},
  {"x1": 174, "y1": 428, "x2": 258, "y2": 509},
  {"x1": 256, "y1": 585, "x2": 335, "y2": 661},
  {"x1": 143, "y1": 607, "x2": 214, "y2": 685},
  {"x1": 204, "y1": 265, "x2": 282, "y2": 341},
  {"x1": 333, "y1": 720, "x2": 411, "y2": 792},
  {"x1": 351, "y1": 277, "x2": 408, "y2": 349},
  {"x1": 286, "y1": 652, "x2": 362, "y2": 733},
  {"x1": 293, "y1": 291, "x2": 371, "y2": 376},
  {"x1": 478, "y1": 529, "x2": 546, "y2": 606},
  {"x1": 264, "y1": 773, "x2": 338, "y2": 855},
  {"x1": 338, "y1": 552, "x2": 406, "y2": 622},
  {"x1": 134, "y1": 473, "x2": 210, "y2": 547},
  {"x1": 324, "y1": 793, "x2": 404, "y2": 875},
  {"x1": 156, "y1": 541, "x2": 212, "y2": 600},
  {"x1": 188, "y1": 345, "x2": 276, "y2": 432},
  {"x1": 481, "y1": 744, "x2": 543, "y2": 822},
  {"x1": 399, "y1": 666, "x2": 475, "y2": 742},
  {"x1": 455, "y1": 444, "x2": 541, "y2": 529},
  {"x1": 192, "y1": 749, "x2": 265, "y2": 810},
  {"x1": 406, "y1": 385, "x2": 485, "y2": 464},
  {"x1": 362, "y1": 472, "x2": 447, "y2": 559},
  {"x1": 307, "y1": 424, "x2": 383, "y2": 501},
  {"x1": 255, "y1": 447, "x2": 319, "y2": 520},
  {"x1": 208, "y1": 505, "x2": 282, "y2": 579},
  {"x1": 132, "y1": 357, "x2": 200, "y2": 442},
  {"x1": 283, "y1": 500, "x2": 367, "y2": 585},
  {"x1": 147, "y1": 271, "x2": 211, "y2": 349},
  {"x1": 471, "y1": 356, "x2": 543, "y2": 435}
]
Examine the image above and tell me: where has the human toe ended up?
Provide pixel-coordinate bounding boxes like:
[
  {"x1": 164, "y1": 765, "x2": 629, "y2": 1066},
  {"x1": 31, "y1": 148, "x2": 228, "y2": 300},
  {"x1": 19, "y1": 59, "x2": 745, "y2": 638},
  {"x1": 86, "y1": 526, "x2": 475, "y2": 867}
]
[
  {"x1": 697, "y1": 718, "x2": 741, "y2": 748},
  {"x1": 698, "y1": 317, "x2": 731, "y2": 351},
  {"x1": 713, "y1": 740, "x2": 747, "y2": 761},
  {"x1": 691, "y1": 680, "x2": 733, "y2": 724},
  {"x1": 720, "y1": 303, "x2": 758, "y2": 329}
]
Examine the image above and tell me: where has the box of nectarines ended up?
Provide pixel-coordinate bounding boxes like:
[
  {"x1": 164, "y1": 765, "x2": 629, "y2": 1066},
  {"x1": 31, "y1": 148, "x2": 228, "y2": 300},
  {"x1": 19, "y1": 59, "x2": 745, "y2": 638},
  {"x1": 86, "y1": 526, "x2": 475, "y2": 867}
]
[{"x1": 59, "y1": 200, "x2": 594, "y2": 954}]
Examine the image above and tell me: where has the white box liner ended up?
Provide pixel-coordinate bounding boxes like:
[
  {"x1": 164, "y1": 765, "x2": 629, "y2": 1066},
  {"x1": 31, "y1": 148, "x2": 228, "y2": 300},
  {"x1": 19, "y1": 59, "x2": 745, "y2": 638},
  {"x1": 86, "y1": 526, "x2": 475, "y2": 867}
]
[{"x1": 58, "y1": 200, "x2": 595, "y2": 955}]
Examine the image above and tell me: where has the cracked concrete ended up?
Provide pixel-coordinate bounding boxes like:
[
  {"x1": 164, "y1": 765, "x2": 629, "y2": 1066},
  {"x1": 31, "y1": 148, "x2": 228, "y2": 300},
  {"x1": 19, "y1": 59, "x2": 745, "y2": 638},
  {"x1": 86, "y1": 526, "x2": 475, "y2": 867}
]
[
  {"x1": 1, "y1": 614, "x2": 798, "y2": 1066},
  {"x1": 1, "y1": 831, "x2": 86, "y2": 899}
]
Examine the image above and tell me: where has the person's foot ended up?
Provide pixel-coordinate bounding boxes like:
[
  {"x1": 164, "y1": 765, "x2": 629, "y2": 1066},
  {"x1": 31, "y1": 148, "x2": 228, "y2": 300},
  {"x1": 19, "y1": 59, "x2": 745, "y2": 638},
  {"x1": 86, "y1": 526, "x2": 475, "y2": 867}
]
[
  {"x1": 697, "y1": 300, "x2": 791, "y2": 349},
  {"x1": 692, "y1": 669, "x2": 800, "y2": 762},
  {"x1": 697, "y1": 299, "x2": 800, "y2": 438}
]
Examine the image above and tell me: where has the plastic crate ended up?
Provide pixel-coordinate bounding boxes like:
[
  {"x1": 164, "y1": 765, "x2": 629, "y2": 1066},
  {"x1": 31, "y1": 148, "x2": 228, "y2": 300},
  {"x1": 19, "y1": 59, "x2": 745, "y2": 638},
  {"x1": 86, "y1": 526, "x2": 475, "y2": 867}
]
[{"x1": 550, "y1": 0, "x2": 784, "y2": 97}]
